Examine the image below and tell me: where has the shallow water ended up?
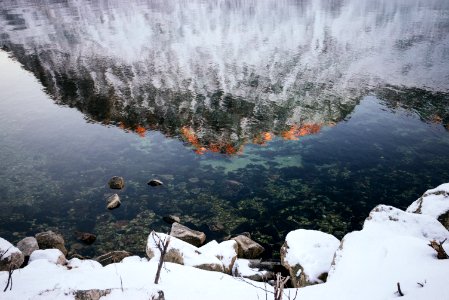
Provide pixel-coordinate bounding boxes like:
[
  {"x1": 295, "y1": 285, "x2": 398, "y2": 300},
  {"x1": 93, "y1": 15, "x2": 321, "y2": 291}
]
[{"x1": 0, "y1": 0, "x2": 449, "y2": 258}]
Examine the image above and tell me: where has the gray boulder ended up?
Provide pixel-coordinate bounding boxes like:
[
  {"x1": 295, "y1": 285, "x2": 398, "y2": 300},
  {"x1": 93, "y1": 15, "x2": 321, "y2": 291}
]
[
  {"x1": 232, "y1": 235, "x2": 264, "y2": 259},
  {"x1": 35, "y1": 231, "x2": 68, "y2": 256},
  {"x1": 170, "y1": 222, "x2": 206, "y2": 247},
  {"x1": 17, "y1": 236, "x2": 39, "y2": 257},
  {"x1": 0, "y1": 237, "x2": 24, "y2": 271}
]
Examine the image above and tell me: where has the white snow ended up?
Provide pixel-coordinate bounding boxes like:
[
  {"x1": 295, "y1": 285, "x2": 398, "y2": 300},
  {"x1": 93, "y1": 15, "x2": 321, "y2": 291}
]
[
  {"x1": 0, "y1": 237, "x2": 21, "y2": 259},
  {"x1": 407, "y1": 183, "x2": 449, "y2": 219},
  {"x1": 199, "y1": 240, "x2": 238, "y2": 272},
  {"x1": 232, "y1": 258, "x2": 270, "y2": 278},
  {"x1": 284, "y1": 229, "x2": 340, "y2": 283}
]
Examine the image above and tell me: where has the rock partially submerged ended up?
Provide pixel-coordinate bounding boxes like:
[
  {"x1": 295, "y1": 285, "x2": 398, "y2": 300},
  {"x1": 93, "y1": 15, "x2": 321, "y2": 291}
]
[
  {"x1": 280, "y1": 229, "x2": 340, "y2": 287},
  {"x1": 0, "y1": 237, "x2": 24, "y2": 271},
  {"x1": 407, "y1": 183, "x2": 449, "y2": 229},
  {"x1": 148, "y1": 179, "x2": 163, "y2": 186},
  {"x1": 108, "y1": 176, "x2": 125, "y2": 189},
  {"x1": 35, "y1": 231, "x2": 68, "y2": 256},
  {"x1": 232, "y1": 235, "x2": 264, "y2": 259},
  {"x1": 106, "y1": 194, "x2": 121, "y2": 210},
  {"x1": 163, "y1": 215, "x2": 180, "y2": 224},
  {"x1": 170, "y1": 222, "x2": 206, "y2": 247}
]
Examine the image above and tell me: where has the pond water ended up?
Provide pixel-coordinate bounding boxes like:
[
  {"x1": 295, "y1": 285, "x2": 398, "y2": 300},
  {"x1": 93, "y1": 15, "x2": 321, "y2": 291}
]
[{"x1": 0, "y1": 0, "x2": 449, "y2": 258}]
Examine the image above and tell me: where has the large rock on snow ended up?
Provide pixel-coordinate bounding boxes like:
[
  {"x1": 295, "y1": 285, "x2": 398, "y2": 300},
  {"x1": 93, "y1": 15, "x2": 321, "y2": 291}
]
[
  {"x1": 0, "y1": 237, "x2": 24, "y2": 271},
  {"x1": 29, "y1": 249, "x2": 67, "y2": 265},
  {"x1": 17, "y1": 236, "x2": 39, "y2": 257},
  {"x1": 280, "y1": 229, "x2": 340, "y2": 288},
  {"x1": 95, "y1": 250, "x2": 132, "y2": 266},
  {"x1": 232, "y1": 235, "x2": 264, "y2": 259},
  {"x1": 407, "y1": 183, "x2": 449, "y2": 230},
  {"x1": 199, "y1": 240, "x2": 238, "y2": 274},
  {"x1": 35, "y1": 231, "x2": 68, "y2": 255},
  {"x1": 170, "y1": 222, "x2": 206, "y2": 247},
  {"x1": 147, "y1": 231, "x2": 224, "y2": 272}
]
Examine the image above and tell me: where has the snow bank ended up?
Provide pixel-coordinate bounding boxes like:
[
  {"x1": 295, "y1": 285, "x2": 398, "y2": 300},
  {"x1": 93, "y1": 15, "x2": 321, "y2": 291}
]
[{"x1": 29, "y1": 249, "x2": 66, "y2": 265}]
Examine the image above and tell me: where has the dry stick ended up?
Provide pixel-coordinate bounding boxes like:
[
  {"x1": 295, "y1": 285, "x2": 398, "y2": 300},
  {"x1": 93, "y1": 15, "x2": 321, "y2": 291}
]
[
  {"x1": 397, "y1": 282, "x2": 404, "y2": 297},
  {"x1": 3, "y1": 267, "x2": 13, "y2": 292},
  {"x1": 152, "y1": 232, "x2": 170, "y2": 284},
  {"x1": 428, "y1": 238, "x2": 449, "y2": 259}
]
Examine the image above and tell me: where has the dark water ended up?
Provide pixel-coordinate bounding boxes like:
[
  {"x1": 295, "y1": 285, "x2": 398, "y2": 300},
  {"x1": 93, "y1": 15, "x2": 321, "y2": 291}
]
[{"x1": 0, "y1": 0, "x2": 449, "y2": 258}]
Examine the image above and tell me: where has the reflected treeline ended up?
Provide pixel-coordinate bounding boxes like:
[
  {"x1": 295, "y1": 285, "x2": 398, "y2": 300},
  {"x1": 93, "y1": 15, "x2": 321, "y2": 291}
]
[{"x1": 1, "y1": 0, "x2": 448, "y2": 153}]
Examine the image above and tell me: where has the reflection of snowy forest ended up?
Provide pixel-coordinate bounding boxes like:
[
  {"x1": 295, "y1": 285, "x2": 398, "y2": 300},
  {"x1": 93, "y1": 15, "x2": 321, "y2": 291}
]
[{"x1": 0, "y1": 0, "x2": 448, "y2": 150}]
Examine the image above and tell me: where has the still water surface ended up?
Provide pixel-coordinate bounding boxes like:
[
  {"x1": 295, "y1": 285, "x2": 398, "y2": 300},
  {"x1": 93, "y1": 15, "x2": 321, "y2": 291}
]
[{"x1": 0, "y1": 0, "x2": 449, "y2": 257}]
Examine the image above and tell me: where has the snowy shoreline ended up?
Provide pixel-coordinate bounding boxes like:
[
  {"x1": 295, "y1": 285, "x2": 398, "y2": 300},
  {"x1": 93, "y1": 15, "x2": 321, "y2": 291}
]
[{"x1": 1, "y1": 183, "x2": 449, "y2": 300}]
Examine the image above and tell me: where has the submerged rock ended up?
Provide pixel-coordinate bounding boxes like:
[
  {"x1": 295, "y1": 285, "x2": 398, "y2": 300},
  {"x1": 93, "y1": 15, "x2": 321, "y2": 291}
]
[
  {"x1": 75, "y1": 232, "x2": 97, "y2": 245},
  {"x1": 108, "y1": 176, "x2": 125, "y2": 189},
  {"x1": 170, "y1": 222, "x2": 206, "y2": 247},
  {"x1": 232, "y1": 235, "x2": 264, "y2": 259},
  {"x1": 148, "y1": 179, "x2": 163, "y2": 186},
  {"x1": 95, "y1": 250, "x2": 131, "y2": 266},
  {"x1": 0, "y1": 237, "x2": 24, "y2": 271},
  {"x1": 280, "y1": 229, "x2": 340, "y2": 288},
  {"x1": 17, "y1": 236, "x2": 39, "y2": 258},
  {"x1": 163, "y1": 215, "x2": 181, "y2": 224},
  {"x1": 106, "y1": 194, "x2": 121, "y2": 210},
  {"x1": 35, "y1": 231, "x2": 68, "y2": 256},
  {"x1": 407, "y1": 183, "x2": 449, "y2": 230}
]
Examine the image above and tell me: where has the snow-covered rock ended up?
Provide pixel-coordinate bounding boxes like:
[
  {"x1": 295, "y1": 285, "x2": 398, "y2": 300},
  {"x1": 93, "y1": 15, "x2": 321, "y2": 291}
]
[
  {"x1": 29, "y1": 249, "x2": 67, "y2": 265},
  {"x1": 170, "y1": 222, "x2": 206, "y2": 247},
  {"x1": 407, "y1": 183, "x2": 449, "y2": 230},
  {"x1": 232, "y1": 258, "x2": 274, "y2": 282},
  {"x1": 199, "y1": 240, "x2": 238, "y2": 274},
  {"x1": 231, "y1": 235, "x2": 265, "y2": 259},
  {"x1": 146, "y1": 231, "x2": 224, "y2": 272},
  {"x1": 280, "y1": 229, "x2": 340, "y2": 287},
  {"x1": 0, "y1": 237, "x2": 24, "y2": 271}
]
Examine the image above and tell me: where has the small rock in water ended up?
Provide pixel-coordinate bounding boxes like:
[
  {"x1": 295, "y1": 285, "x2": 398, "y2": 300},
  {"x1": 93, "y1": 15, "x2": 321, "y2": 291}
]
[
  {"x1": 106, "y1": 194, "x2": 121, "y2": 210},
  {"x1": 208, "y1": 222, "x2": 225, "y2": 232},
  {"x1": 148, "y1": 179, "x2": 163, "y2": 186},
  {"x1": 75, "y1": 232, "x2": 97, "y2": 245},
  {"x1": 108, "y1": 176, "x2": 124, "y2": 189},
  {"x1": 163, "y1": 215, "x2": 181, "y2": 224}
]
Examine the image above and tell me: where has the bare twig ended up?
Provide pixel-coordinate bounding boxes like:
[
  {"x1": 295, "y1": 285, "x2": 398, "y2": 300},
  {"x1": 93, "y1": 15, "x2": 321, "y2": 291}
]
[
  {"x1": 397, "y1": 282, "x2": 404, "y2": 297},
  {"x1": 152, "y1": 232, "x2": 171, "y2": 284},
  {"x1": 3, "y1": 266, "x2": 14, "y2": 292}
]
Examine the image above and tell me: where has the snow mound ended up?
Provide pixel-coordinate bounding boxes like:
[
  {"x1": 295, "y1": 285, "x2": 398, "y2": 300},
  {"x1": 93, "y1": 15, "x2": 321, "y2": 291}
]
[{"x1": 29, "y1": 249, "x2": 66, "y2": 265}]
